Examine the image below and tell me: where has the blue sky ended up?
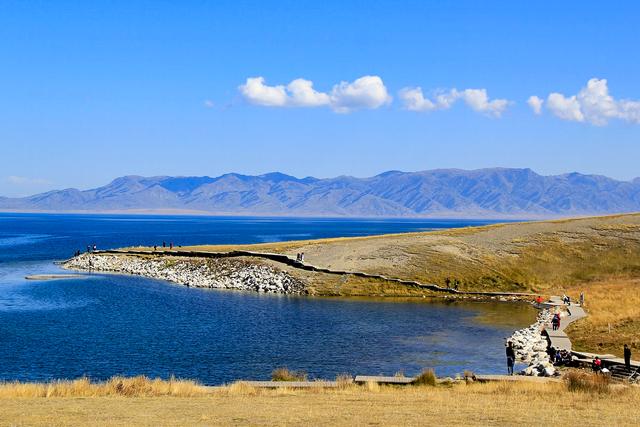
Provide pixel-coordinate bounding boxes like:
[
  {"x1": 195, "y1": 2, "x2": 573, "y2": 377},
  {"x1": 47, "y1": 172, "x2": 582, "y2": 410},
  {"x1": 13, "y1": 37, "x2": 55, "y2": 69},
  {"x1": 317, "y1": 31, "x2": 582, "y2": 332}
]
[{"x1": 1, "y1": 0, "x2": 639, "y2": 196}]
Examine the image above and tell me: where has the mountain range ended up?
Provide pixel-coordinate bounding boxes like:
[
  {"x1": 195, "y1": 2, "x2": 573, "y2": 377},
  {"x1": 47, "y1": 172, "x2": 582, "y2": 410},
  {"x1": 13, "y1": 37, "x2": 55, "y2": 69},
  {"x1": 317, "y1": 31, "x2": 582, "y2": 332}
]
[{"x1": 2, "y1": 168, "x2": 640, "y2": 218}]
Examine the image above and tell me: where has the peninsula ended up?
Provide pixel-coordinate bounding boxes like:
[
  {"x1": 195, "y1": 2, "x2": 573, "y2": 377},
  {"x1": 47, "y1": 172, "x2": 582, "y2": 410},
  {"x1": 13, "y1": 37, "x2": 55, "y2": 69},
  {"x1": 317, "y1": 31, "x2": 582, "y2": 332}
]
[{"x1": 65, "y1": 212, "x2": 640, "y2": 357}]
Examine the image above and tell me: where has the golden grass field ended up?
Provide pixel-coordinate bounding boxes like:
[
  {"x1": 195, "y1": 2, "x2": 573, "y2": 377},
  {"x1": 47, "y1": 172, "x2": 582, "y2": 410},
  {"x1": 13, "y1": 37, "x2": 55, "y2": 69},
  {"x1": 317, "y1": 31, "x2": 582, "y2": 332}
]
[
  {"x1": 1, "y1": 376, "x2": 639, "y2": 426},
  {"x1": 566, "y1": 277, "x2": 640, "y2": 356}
]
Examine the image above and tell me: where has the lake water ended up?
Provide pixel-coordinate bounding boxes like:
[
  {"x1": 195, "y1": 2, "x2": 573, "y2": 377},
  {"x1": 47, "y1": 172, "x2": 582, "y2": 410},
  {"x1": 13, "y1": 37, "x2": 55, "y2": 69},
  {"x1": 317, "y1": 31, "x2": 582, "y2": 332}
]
[{"x1": 0, "y1": 213, "x2": 535, "y2": 384}]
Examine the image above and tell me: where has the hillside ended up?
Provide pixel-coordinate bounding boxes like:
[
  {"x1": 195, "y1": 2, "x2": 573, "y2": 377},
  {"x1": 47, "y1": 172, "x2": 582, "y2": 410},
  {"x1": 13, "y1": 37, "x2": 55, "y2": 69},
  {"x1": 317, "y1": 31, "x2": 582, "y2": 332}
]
[
  {"x1": 183, "y1": 213, "x2": 640, "y2": 294},
  {"x1": 3, "y1": 168, "x2": 640, "y2": 217}
]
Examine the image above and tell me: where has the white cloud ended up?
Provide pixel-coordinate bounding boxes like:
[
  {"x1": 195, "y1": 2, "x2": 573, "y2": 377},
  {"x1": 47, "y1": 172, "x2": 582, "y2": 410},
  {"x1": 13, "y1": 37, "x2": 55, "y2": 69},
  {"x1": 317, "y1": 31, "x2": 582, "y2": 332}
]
[
  {"x1": 286, "y1": 78, "x2": 330, "y2": 107},
  {"x1": 203, "y1": 99, "x2": 215, "y2": 108},
  {"x1": 533, "y1": 78, "x2": 640, "y2": 125},
  {"x1": 398, "y1": 86, "x2": 510, "y2": 117},
  {"x1": 239, "y1": 77, "x2": 288, "y2": 107},
  {"x1": 398, "y1": 87, "x2": 441, "y2": 111},
  {"x1": 527, "y1": 96, "x2": 544, "y2": 115},
  {"x1": 329, "y1": 75, "x2": 391, "y2": 113},
  {"x1": 238, "y1": 75, "x2": 390, "y2": 113},
  {"x1": 547, "y1": 93, "x2": 584, "y2": 122}
]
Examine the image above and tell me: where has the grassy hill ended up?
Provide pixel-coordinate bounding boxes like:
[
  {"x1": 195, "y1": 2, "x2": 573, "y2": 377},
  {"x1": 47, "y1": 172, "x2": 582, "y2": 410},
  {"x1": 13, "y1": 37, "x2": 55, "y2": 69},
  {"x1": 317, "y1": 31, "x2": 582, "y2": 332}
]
[{"x1": 183, "y1": 213, "x2": 640, "y2": 295}]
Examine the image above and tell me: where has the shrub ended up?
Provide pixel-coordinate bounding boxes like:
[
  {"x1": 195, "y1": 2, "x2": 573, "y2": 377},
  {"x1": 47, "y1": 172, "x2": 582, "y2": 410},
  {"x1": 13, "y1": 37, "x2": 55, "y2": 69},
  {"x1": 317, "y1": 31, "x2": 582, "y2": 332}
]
[
  {"x1": 335, "y1": 374, "x2": 354, "y2": 387},
  {"x1": 565, "y1": 371, "x2": 610, "y2": 394},
  {"x1": 271, "y1": 367, "x2": 307, "y2": 382},
  {"x1": 413, "y1": 369, "x2": 437, "y2": 386}
]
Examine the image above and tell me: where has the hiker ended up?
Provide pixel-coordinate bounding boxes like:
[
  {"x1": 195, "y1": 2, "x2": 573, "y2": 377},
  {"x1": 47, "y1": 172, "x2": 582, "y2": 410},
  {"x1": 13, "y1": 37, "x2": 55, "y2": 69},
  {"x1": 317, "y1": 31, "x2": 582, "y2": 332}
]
[
  {"x1": 624, "y1": 345, "x2": 632, "y2": 371},
  {"x1": 579, "y1": 292, "x2": 585, "y2": 306},
  {"x1": 506, "y1": 341, "x2": 516, "y2": 375},
  {"x1": 552, "y1": 313, "x2": 560, "y2": 331},
  {"x1": 592, "y1": 357, "x2": 602, "y2": 373},
  {"x1": 162, "y1": 241, "x2": 166, "y2": 248},
  {"x1": 93, "y1": 244, "x2": 97, "y2": 252},
  {"x1": 87, "y1": 245, "x2": 91, "y2": 253},
  {"x1": 300, "y1": 252, "x2": 304, "y2": 263},
  {"x1": 536, "y1": 296, "x2": 543, "y2": 304},
  {"x1": 169, "y1": 242, "x2": 173, "y2": 250},
  {"x1": 153, "y1": 245, "x2": 157, "y2": 251},
  {"x1": 295, "y1": 253, "x2": 301, "y2": 262}
]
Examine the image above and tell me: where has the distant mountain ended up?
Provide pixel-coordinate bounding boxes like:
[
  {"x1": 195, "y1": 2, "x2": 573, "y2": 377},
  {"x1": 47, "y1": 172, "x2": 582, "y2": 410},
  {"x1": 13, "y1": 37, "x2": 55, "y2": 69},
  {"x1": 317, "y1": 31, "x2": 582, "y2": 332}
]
[{"x1": 2, "y1": 168, "x2": 640, "y2": 218}]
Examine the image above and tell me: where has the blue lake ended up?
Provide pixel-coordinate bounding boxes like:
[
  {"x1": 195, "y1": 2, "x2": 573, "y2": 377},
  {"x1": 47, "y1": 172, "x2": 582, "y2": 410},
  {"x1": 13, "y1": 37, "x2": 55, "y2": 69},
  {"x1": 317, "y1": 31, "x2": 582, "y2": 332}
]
[{"x1": 0, "y1": 213, "x2": 534, "y2": 384}]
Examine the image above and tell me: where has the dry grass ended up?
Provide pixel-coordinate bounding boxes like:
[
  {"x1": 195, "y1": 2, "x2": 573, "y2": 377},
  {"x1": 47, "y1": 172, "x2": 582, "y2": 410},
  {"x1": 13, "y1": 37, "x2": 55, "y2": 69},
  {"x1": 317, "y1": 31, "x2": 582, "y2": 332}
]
[
  {"x1": 412, "y1": 368, "x2": 437, "y2": 386},
  {"x1": 564, "y1": 371, "x2": 611, "y2": 394},
  {"x1": 271, "y1": 367, "x2": 307, "y2": 382},
  {"x1": 1, "y1": 378, "x2": 640, "y2": 426},
  {"x1": 0, "y1": 376, "x2": 208, "y2": 398},
  {"x1": 565, "y1": 277, "x2": 640, "y2": 356}
]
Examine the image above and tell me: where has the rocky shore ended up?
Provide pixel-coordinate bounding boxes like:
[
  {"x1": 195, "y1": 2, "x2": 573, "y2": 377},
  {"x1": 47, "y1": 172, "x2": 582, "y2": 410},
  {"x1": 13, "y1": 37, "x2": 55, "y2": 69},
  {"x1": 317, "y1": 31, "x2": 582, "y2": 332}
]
[
  {"x1": 508, "y1": 309, "x2": 556, "y2": 376},
  {"x1": 64, "y1": 253, "x2": 306, "y2": 294}
]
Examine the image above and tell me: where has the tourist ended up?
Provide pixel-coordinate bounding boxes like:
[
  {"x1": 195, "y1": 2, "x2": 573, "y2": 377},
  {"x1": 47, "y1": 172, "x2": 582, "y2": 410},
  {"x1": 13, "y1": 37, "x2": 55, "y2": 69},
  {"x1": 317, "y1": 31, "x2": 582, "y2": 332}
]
[
  {"x1": 163, "y1": 241, "x2": 166, "y2": 248},
  {"x1": 170, "y1": 242, "x2": 173, "y2": 249},
  {"x1": 506, "y1": 341, "x2": 516, "y2": 375},
  {"x1": 555, "y1": 351, "x2": 562, "y2": 365},
  {"x1": 87, "y1": 245, "x2": 91, "y2": 253},
  {"x1": 592, "y1": 356, "x2": 602, "y2": 373},
  {"x1": 93, "y1": 244, "x2": 97, "y2": 252},
  {"x1": 580, "y1": 292, "x2": 585, "y2": 306},
  {"x1": 296, "y1": 253, "x2": 301, "y2": 262},
  {"x1": 153, "y1": 245, "x2": 157, "y2": 251},
  {"x1": 300, "y1": 252, "x2": 304, "y2": 263},
  {"x1": 552, "y1": 313, "x2": 560, "y2": 331},
  {"x1": 624, "y1": 344, "x2": 632, "y2": 371}
]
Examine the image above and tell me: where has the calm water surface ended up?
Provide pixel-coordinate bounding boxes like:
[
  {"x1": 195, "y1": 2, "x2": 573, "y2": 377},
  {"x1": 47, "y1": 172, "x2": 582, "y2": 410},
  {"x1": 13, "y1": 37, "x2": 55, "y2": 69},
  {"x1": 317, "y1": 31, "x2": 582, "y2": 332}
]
[{"x1": 0, "y1": 213, "x2": 534, "y2": 384}]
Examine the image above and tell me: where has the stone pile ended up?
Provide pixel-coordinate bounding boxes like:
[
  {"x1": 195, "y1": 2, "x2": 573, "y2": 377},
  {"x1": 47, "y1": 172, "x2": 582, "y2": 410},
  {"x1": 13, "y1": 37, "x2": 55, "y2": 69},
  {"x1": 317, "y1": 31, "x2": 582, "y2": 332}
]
[
  {"x1": 64, "y1": 253, "x2": 306, "y2": 294},
  {"x1": 507, "y1": 309, "x2": 557, "y2": 377}
]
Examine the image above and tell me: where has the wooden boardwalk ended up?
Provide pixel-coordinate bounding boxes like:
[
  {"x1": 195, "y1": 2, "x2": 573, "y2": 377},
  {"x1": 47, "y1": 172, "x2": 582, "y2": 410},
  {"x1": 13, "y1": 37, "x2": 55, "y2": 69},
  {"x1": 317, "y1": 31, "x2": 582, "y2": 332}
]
[
  {"x1": 242, "y1": 380, "x2": 341, "y2": 388},
  {"x1": 354, "y1": 376, "x2": 415, "y2": 384},
  {"x1": 543, "y1": 296, "x2": 587, "y2": 351}
]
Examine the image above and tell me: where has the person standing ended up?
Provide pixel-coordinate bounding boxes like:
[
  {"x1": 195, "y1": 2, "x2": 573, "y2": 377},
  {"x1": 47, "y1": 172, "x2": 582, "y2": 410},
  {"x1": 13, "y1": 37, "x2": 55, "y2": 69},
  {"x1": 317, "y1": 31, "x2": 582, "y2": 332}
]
[
  {"x1": 624, "y1": 344, "x2": 632, "y2": 371},
  {"x1": 506, "y1": 341, "x2": 516, "y2": 375}
]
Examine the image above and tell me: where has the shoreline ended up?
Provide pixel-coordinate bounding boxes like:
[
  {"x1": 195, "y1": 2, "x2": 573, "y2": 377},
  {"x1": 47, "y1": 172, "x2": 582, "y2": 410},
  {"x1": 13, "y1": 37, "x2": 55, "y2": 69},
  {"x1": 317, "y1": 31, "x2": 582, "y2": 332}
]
[{"x1": 63, "y1": 253, "x2": 306, "y2": 294}]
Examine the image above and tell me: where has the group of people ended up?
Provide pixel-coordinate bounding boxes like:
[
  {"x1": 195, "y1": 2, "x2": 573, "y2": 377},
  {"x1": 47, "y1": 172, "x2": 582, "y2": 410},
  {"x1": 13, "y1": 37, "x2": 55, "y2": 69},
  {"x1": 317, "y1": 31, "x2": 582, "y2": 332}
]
[
  {"x1": 548, "y1": 346, "x2": 572, "y2": 365},
  {"x1": 444, "y1": 277, "x2": 460, "y2": 290},
  {"x1": 153, "y1": 241, "x2": 174, "y2": 251},
  {"x1": 592, "y1": 345, "x2": 634, "y2": 374},
  {"x1": 74, "y1": 244, "x2": 97, "y2": 256},
  {"x1": 295, "y1": 252, "x2": 305, "y2": 263}
]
